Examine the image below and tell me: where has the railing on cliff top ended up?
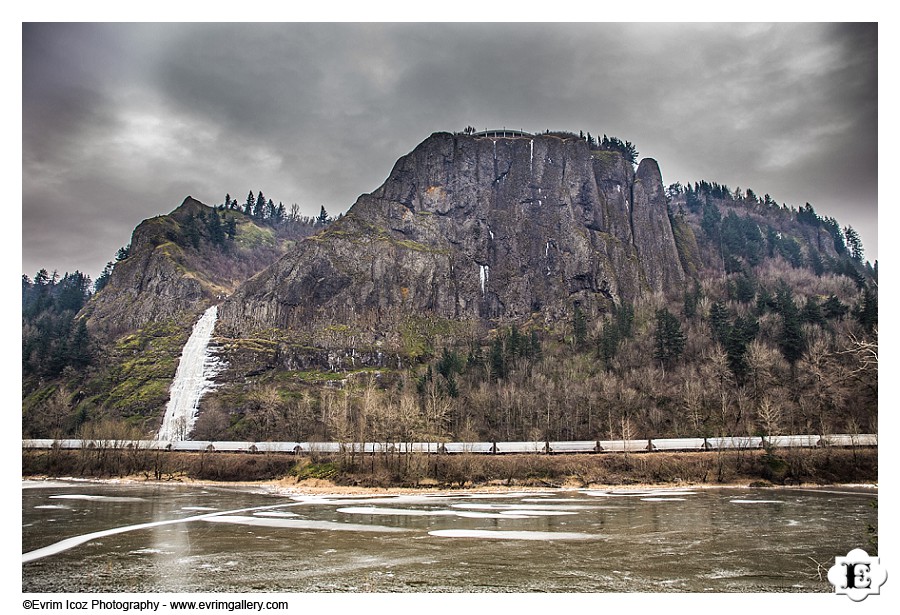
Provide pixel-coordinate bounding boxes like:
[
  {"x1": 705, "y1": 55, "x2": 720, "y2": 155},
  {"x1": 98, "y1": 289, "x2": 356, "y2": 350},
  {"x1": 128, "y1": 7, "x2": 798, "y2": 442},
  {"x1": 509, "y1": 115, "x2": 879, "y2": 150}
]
[
  {"x1": 22, "y1": 434, "x2": 876, "y2": 454},
  {"x1": 470, "y1": 129, "x2": 533, "y2": 138}
]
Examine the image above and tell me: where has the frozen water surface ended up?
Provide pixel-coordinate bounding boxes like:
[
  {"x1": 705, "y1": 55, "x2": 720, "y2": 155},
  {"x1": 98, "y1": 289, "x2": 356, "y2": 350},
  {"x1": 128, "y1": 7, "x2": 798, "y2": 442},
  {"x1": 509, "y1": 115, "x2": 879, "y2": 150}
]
[
  {"x1": 730, "y1": 499, "x2": 784, "y2": 504},
  {"x1": 50, "y1": 494, "x2": 147, "y2": 502},
  {"x1": 204, "y1": 515, "x2": 408, "y2": 532},
  {"x1": 429, "y1": 529, "x2": 597, "y2": 541},
  {"x1": 450, "y1": 502, "x2": 595, "y2": 511},
  {"x1": 23, "y1": 482, "x2": 877, "y2": 592},
  {"x1": 337, "y1": 506, "x2": 533, "y2": 520}
]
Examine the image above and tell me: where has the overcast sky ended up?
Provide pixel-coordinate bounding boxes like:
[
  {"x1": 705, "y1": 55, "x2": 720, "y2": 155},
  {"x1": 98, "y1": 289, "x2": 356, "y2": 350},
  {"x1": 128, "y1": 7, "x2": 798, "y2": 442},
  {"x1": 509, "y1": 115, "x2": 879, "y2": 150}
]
[{"x1": 22, "y1": 22, "x2": 878, "y2": 282}]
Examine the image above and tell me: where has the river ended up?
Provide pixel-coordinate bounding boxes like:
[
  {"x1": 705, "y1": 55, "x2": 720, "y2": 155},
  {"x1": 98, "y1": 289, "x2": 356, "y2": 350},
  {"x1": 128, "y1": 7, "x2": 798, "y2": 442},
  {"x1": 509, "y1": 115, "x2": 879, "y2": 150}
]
[{"x1": 22, "y1": 480, "x2": 876, "y2": 593}]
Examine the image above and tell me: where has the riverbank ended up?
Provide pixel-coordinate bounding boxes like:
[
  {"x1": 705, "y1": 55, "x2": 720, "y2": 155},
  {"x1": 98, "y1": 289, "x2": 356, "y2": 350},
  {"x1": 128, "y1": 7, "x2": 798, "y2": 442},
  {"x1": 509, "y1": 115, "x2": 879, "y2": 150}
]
[{"x1": 23, "y1": 446, "x2": 877, "y2": 490}]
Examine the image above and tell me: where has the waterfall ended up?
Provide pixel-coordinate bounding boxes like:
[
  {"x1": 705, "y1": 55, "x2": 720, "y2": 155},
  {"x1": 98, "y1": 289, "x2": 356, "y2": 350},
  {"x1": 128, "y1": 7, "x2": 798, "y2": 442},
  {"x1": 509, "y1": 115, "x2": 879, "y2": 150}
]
[
  {"x1": 529, "y1": 139, "x2": 533, "y2": 174},
  {"x1": 157, "y1": 305, "x2": 224, "y2": 441}
]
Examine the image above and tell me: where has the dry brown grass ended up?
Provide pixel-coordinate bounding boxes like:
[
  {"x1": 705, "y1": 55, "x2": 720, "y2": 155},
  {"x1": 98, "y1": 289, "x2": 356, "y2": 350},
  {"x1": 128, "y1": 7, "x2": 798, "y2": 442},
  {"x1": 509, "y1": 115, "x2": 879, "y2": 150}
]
[{"x1": 23, "y1": 447, "x2": 876, "y2": 489}]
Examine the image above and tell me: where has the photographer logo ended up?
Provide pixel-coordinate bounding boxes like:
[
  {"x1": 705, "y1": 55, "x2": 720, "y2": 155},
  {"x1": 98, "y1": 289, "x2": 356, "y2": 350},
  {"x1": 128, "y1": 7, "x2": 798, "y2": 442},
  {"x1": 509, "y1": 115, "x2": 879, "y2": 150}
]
[{"x1": 827, "y1": 548, "x2": 887, "y2": 601}]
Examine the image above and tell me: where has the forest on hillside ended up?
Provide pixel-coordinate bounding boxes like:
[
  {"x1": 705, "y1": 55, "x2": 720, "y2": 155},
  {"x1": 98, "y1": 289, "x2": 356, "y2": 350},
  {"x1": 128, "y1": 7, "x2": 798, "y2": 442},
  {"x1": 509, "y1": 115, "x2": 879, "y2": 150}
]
[
  {"x1": 21, "y1": 192, "x2": 330, "y2": 437},
  {"x1": 191, "y1": 181, "x2": 877, "y2": 446},
  {"x1": 22, "y1": 155, "x2": 878, "y2": 446}
]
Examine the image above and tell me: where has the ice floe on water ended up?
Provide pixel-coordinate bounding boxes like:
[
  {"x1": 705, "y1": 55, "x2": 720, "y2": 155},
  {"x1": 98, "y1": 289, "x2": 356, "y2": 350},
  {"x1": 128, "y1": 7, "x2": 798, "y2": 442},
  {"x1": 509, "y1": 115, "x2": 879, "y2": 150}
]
[
  {"x1": 462, "y1": 491, "x2": 557, "y2": 499},
  {"x1": 290, "y1": 494, "x2": 440, "y2": 507},
  {"x1": 23, "y1": 480, "x2": 85, "y2": 489},
  {"x1": 456, "y1": 511, "x2": 532, "y2": 519},
  {"x1": 253, "y1": 511, "x2": 300, "y2": 518},
  {"x1": 336, "y1": 506, "x2": 533, "y2": 520},
  {"x1": 23, "y1": 502, "x2": 309, "y2": 564},
  {"x1": 450, "y1": 503, "x2": 593, "y2": 511},
  {"x1": 49, "y1": 494, "x2": 147, "y2": 502},
  {"x1": 204, "y1": 515, "x2": 408, "y2": 532},
  {"x1": 729, "y1": 499, "x2": 783, "y2": 504},
  {"x1": 429, "y1": 529, "x2": 597, "y2": 541},
  {"x1": 498, "y1": 509, "x2": 577, "y2": 516},
  {"x1": 34, "y1": 504, "x2": 71, "y2": 510},
  {"x1": 580, "y1": 489, "x2": 697, "y2": 498},
  {"x1": 181, "y1": 506, "x2": 218, "y2": 511},
  {"x1": 519, "y1": 498, "x2": 600, "y2": 503}
]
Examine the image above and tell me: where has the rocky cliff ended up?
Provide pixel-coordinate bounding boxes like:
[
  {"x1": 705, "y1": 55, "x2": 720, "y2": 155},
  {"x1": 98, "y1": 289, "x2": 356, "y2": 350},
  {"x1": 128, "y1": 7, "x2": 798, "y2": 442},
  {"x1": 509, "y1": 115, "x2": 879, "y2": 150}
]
[
  {"x1": 218, "y1": 132, "x2": 685, "y2": 349},
  {"x1": 82, "y1": 197, "x2": 291, "y2": 338}
]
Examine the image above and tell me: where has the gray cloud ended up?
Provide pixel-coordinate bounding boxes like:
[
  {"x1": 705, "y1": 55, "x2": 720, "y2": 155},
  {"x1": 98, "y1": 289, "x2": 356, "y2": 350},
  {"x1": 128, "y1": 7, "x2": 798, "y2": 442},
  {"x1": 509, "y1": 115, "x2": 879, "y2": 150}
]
[{"x1": 22, "y1": 22, "x2": 878, "y2": 281}]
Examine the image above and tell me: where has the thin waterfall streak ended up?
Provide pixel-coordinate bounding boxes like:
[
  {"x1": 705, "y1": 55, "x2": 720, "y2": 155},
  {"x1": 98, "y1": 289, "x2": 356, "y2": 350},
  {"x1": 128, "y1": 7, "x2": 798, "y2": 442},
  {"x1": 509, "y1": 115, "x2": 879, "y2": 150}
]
[{"x1": 157, "y1": 306, "x2": 224, "y2": 441}]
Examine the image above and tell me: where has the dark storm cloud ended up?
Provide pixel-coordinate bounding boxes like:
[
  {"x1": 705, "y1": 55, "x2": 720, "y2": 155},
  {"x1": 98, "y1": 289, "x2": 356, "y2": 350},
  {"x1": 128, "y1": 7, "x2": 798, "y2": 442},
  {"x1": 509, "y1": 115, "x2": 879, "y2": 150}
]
[{"x1": 22, "y1": 22, "x2": 878, "y2": 281}]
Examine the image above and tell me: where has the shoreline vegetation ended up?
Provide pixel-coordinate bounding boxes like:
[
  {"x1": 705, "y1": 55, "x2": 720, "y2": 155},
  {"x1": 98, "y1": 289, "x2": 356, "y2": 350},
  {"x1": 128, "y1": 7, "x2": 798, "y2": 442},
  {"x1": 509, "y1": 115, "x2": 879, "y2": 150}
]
[{"x1": 23, "y1": 447, "x2": 877, "y2": 490}]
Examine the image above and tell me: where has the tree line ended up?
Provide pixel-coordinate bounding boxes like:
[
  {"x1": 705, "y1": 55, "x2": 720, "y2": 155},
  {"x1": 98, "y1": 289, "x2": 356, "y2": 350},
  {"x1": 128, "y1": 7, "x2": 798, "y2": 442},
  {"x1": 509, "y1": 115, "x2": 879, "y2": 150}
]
[
  {"x1": 220, "y1": 190, "x2": 336, "y2": 228},
  {"x1": 22, "y1": 270, "x2": 93, "y2": 378}
]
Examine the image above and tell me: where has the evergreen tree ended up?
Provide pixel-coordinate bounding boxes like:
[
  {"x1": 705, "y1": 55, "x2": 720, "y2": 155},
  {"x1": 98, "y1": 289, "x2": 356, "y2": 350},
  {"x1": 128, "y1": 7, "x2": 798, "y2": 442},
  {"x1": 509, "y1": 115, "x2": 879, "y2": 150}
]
[
  {"x1": 730, "y1": 273, "x2": 756, "y2": 303},
  {"x1": 94, "y1": 261, "x2": 115, "y2": 293},
  {"x1": 224, "y1": 215, "x2": 238, "y2": 240},
  {"x1": 844, "y1": 225, "x2": 864, "y2": 262},
  {"x1": 683, "y1": 280, "x2": 702, "y2": 320},
  {"x1": 316, "y1": 205, "x2": 330, "y2": 225},
  {"x1": 22, "y1": 269, "x2": 95, "y2": 379},
  {"x1": 254, "y1": 191, "x2": 265, "y2": 218},
  {"x1": 778, "y1": 235, "x2": 804, "y2": 268},
  {"x1": 572, "y1": 303, "x2": 588, "y2": 349},
  {"x1": 116, "y1": 244, "x2": 131, "y2": 261},
  {"x1": 775, "y1": 286, "x2": 804, "y2": 367},
  {"x1": 490, "y1": 336, "x2": 506, "y2": 380},
  {"x1": 206, "y1": 209, "x2": 225, "y2": 246},
  {"x1": 244, "y1": 191, "x2": 255, "y2": 216},
  {"x1": 596, "y1": 321, "x2": 620, "y2": 370},
  {"x1": 800, "y1": 296, "x2": 826, "y2": 327},
  {"x1": 701, "y1": 201, "x2": 721, "y2": 239},
  {"x1": 809, "y1": 250, "x2": 825, "y2": 277},
  {"x1": 653, "y1": 308, "x2": 686, "y2": 368},
  {"x1": 797, "y1": 202, "x2": 819, "y2": 226},
  {"x1": 724, "y1": 315, "x2": 759, "y2": 384},
  {"x1": 854, "y1": 287, "x2": 878, "y2": 334},
  {"x1": 822, "y1": 217, "x2": 846, "y2": 254},
  {"x1": 67, "y1": 318, "x2": 92, "y2": 368},
  {"x1": 822, "y1": 295, "x2": 849, "y2": 320},
  {"x1": 709, "y1": 301, "x2": 730, "y2": 345},
  {"x1": 615, "y1": 302, "x2": 634, "y2": 338},
  {"x1": 184, "y1": 213, "x2": 201, "y2": 249}
]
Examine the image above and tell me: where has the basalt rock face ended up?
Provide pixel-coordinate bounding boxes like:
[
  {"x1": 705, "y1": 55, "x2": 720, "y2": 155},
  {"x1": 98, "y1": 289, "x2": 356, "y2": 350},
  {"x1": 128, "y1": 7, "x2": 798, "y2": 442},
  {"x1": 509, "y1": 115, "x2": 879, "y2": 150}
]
[
  {"x1": 632, "y1": 158, "x2": 686, "y2": 291},
  {"x1": 218, "y1": 132, "x2": 685, "y2": 349},
  {"x1": 82, "y1": 197, "x2": 287, "y2": 339}
]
